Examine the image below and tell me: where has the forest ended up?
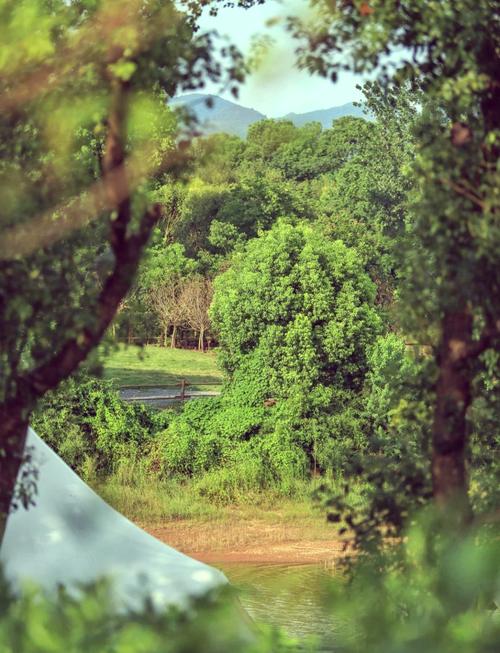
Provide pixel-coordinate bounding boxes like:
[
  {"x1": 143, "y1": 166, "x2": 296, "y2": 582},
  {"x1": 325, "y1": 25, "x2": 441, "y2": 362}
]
[{"x1": 0, "y1": 0, "x2": 499, "y2": 651}]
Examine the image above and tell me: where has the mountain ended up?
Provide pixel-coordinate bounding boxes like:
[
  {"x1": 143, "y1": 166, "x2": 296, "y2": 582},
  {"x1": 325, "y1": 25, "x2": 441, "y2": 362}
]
[
  {"x1": 171, "y1": 94, "x2": 366, "y2": 137},
  {"x1": 283, "y1": 102, "x2": 365, "y2": 128},
  {"x1": 170, "y1": 94, "x2": 265, "y2": 138}
]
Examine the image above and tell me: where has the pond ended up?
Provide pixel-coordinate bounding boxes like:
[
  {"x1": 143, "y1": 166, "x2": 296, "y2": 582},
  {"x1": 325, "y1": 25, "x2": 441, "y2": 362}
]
[{"x1": 218, "y1": 562, "x2": 343, "y2": 646}]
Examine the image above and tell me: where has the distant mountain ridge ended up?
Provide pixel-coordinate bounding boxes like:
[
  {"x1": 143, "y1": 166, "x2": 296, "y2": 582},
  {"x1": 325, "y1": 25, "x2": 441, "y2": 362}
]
[
  {"x1": 170, "y1": 94, "x2": 365, "y2": 137},
  {"x1": 283, "y1": 102, "x2": 364, "y2": 127}
]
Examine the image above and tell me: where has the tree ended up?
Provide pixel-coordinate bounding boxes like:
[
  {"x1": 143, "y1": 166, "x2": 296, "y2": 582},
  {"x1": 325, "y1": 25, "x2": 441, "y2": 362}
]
[
  {"x1": 212, "y1": 220, "x2": 380, "y2": 386},
  {"x1": 210, "y1": 221, "x2": 381, "y2": 474},
  {"x1": 243, "y1": 119, "x2": 297, "y2": 165},
  {"x1": 191, "y1": 133, "x2": 245, "y2": 185},
  {"x1": 289, "y1": 0, "x2": 500, "y2": 517},
  {"x1": 148, "y1": 280, "x2": 184, "y2": 347},
  {"x1": 179, "y1": 276, "x2": 214, "y2": 351},
  {"x1": 272, "y1": 121, "x2": 322, "y2": 181},
  {"x1": 173, "y1": 180, "x2": 228, "y2": 257},
  {"x1": 317, "y1": 87, "x2": 417, "y2": 305},
  {"x1": 0, "y1": 0, "x2": 249, "y2": 541},
  {"x1": 140, "y1": 242, "x2": 195, "y2": 346}
]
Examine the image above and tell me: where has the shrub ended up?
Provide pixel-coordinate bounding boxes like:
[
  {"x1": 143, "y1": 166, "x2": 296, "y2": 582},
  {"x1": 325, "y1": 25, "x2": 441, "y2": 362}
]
[
  {"x1": 324, "y1": 512, "x2": 500, "y2": 653},
  {"x1": 157, "y1": 222, "x2": 381, "y2": 491},
  {"x1": 32, "y1": 375, "x2": 173, "y2": 476},
  {"x1": 0, "y1": 573, "x2": 295, "y2": 652}
]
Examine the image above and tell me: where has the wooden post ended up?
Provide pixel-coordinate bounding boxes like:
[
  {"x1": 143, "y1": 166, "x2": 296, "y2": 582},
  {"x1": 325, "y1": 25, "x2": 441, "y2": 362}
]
[{"x1": 180, "y1": 379, "x2": 186, "y2": 401}]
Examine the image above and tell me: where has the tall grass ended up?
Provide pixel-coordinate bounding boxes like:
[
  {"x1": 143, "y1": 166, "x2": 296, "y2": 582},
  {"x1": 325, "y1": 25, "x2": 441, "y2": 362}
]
[
  {"x1": 92, "y1": 463, "x2": 223, "y2": 522},
  {"x1": 91, "y1": 458, "x2": 369, "y2": 528}
]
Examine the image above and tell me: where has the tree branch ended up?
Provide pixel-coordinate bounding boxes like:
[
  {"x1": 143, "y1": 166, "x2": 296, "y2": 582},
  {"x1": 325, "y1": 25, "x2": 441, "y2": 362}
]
[
  {"x1": 465, "y1": 319, "x2": 500, "y2": 360},
  {"x1": 24, "y1": 204, "x2": 160, "y2": 398},
  {"x1": 439, "y1": 178, "x2": 485, "y2": 210},
  {"x1": 14, "y1": 76, "x2": 162, "y2": 400}
]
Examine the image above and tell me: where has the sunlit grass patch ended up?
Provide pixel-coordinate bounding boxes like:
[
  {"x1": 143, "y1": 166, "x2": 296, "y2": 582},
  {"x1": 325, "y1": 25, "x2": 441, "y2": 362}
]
[{"x1": 101, "y1": 344, "x2": 223, "y2": 388}]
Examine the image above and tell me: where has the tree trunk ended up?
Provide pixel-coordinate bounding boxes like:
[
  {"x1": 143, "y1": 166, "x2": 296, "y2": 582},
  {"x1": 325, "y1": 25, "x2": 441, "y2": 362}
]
[
  {"x1": 170, "y1": 324, "x2": 177, "y2": 349},
  {"x1": 431, "y1": 309, "x2": 473, "y2": 518},
  {"x1": 163, "y1": 325, "x2": 168, "y2": 347},
  {"x1": 0, "y1": 79, "x2": 161, "y2": 538},
  {"x1": 198, "y1": 327, "x2": 204, "y2": 352},
  {"x1": 0, "y1": 403, "x2": 29, "y2": 545},
  {"x1": 0, "y1": 76, "x2": 160, "y2": 546}
]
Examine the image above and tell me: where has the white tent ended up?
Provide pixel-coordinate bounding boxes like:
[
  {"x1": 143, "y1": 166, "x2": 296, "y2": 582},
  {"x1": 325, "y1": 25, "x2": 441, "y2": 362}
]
[{"x1": 0, "y1": 428, "x2": 227, "y2": 610}]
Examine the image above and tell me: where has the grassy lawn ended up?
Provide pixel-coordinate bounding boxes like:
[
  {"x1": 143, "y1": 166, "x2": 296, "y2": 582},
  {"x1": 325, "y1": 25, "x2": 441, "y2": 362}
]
[{"x1": 101, "y1": 344, "x2": 223, "y2": 388}]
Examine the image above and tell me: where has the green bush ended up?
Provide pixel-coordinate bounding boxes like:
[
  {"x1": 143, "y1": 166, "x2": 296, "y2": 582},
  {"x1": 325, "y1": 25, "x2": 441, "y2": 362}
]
[
  {"x1": 156, "y1": 393, "x2": 309, "y2": 497},
  {"x1": 314, "y1": 333, "x2": 434, "y2": 547},
  {"x1": 0, "y1": 574, "x2": 296, "y2": 653},
  {"x1": 32, "y1": 375, "x2": 175, "y2": 477},
  {"x1": 469, "y1": 349, "x2": 500, "y2": 514},
  {"x1": 324, "y1": 513, "x2": 500, "y2": 653},
  {"x1": 156, "y1": 222, "x2": 381, "y2": 495}
]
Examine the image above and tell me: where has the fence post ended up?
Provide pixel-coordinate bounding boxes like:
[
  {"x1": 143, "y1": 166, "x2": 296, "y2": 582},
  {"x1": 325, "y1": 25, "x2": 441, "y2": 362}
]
[{"x1": 180, "y1": 379, "x2": 186, "y2": 401}]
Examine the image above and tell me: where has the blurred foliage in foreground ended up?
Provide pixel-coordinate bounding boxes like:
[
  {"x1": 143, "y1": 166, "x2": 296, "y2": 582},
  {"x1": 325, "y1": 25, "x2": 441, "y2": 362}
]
[{"x1": 0, "y1": 514, "x2": 498, "y2": 652}]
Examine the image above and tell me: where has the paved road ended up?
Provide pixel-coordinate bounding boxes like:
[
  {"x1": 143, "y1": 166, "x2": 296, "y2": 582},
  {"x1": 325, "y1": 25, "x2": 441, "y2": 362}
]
[{"x1": 120, "y1": 387, "x2": 220, "y2": 407}]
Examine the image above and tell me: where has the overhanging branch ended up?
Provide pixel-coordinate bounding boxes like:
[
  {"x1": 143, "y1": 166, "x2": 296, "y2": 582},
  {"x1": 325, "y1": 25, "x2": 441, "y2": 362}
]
[
  {"x1": 24, "y1": 204, "x2": 161, "y2": 398},
  {"x1": 13, "y1": 76, "x2": 162, "y2": 401}
]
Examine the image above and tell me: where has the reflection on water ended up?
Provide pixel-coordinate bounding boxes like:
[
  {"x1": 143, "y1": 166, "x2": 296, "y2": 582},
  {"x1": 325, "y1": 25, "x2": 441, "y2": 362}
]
[{"x1": 218, "y1": 563, "x2": 341, "y2": 645}]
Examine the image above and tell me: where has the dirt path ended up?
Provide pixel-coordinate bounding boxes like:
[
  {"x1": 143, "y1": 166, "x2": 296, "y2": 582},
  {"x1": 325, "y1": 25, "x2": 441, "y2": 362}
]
[{"x1": 142, "y1": 519, "x2": 349, "y2": 564}]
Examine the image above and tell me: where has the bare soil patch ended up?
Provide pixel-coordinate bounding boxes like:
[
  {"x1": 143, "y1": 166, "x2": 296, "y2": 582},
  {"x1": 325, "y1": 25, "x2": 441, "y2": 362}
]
[{"x1": 141, "y1": 516, "x2": 349, "y2": 564}]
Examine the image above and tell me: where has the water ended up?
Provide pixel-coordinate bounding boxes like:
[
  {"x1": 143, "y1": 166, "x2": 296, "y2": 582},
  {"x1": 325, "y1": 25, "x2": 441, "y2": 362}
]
[{"x1": 219, "y1": 562, "x2": 341, "y2": 646}]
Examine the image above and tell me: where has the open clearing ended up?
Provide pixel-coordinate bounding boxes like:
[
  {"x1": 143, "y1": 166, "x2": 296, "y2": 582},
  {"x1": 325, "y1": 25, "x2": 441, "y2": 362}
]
[{"x1": 101, "y1": 344, "x2": 223, "y2": 388}]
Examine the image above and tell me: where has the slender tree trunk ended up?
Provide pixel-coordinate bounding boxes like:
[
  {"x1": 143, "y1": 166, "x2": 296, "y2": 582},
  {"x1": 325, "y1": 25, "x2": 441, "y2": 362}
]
[
  {"x1": 170, "y1": 324, "x2": 177, "y2": 348},
  {"x1": 431, "y1": 309, "x2": 473, "y2": 517},
  {"x1": 163, "y1": 325, "x2": 168, "y2": 347},
  {"x1": 198, "y1": 327, "x2": 204, "y2": 352},
  {"x1": 0, "y1": 403, "x2": 29, "y2": 544}
]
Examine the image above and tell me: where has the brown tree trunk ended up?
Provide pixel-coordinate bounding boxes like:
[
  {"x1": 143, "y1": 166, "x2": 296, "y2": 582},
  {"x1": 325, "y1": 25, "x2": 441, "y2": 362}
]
[
  {"x1": 170, "y1": 324, "x2": 177, "y2": 348},
  {"x1": 163, "y1": 325, "x2": 168, "y2": 347},
  {"x1": 0, "y1": 75, "x2": 160, "y2": 546},
  {"x1": 431, "y1": 309, "x2": 473, "y2": 518},
  {"x1": 0, "y1": 403, "x2": 29, "y2": 544},
  {"x1": 198, "y1": 327, "x2": 204, "y2": 352}
]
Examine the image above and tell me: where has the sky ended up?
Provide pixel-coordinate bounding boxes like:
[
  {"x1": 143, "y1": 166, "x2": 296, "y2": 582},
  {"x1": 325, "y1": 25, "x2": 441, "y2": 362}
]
[{"x1": 185, "y1": 1, "x2": 365, "y2": 118}]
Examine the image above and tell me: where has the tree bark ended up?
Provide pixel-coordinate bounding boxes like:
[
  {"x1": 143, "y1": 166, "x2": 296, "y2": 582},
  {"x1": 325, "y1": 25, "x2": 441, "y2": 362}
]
[
  {"x1": 431, "y1": 309, "x2": 473, "y2": 517},
  {"x1": 0, "y1": 403, "x2": 29, "y2": 543},
  {"x1": 170, "y1": 324, "x2": 177, "y2": 348}
]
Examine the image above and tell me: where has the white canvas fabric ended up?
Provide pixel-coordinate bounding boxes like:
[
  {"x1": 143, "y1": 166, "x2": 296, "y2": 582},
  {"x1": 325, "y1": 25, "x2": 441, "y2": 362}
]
[{"x1": 0, "y1": 427, "x2": 226, "y2": 610}]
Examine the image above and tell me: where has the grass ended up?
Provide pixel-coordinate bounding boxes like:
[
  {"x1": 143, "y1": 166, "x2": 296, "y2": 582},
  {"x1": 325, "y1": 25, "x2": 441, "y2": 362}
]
[
  {"x1": 90, "y1": 456, "x2": 368, "y2": 528},
  {"x1": 94, "y1": 474, "x2": 317, "y2": 524},
  {"x1": 90, "y1": 465, "x2": 367, "y2": 561},
  {"x1": 101, "y1": 344, "x2": 223, "y2": 388},
  {"x1": 92, "y1": 473, "x2": 341, "y2": 557},
  {"x1": 94, "y1": 476, "x2": 224, "y2": 522}
]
